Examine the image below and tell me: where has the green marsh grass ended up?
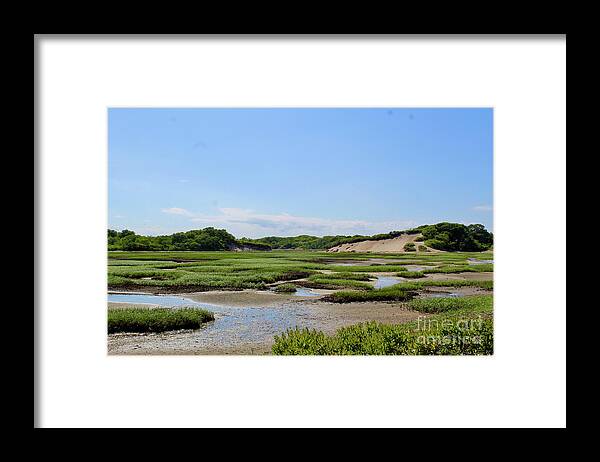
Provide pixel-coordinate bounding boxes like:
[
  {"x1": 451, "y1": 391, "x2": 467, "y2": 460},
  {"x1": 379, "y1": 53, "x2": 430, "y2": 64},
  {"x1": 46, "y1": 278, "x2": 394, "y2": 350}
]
[
  {"x1": 272, "y1": 295, "x2": 493, "y2": 355},
  {"x1": 107, "y1": 250, "x2": 492, "y2": 291},
  {"x1": 108, "y1": 308, "x2": 214, "y2": 333},
  {"x1": 304, "y1": 276, "x2": 374, "y2": 291},
  {"x1": 324, "y1": 287, "x2": 414, "y2": 303},
  {"x1": 423, "y1": 264, "x2": 493, "y2": 274},
  {"x1": 394, "y1": 279, "x2": 493, "y2": 291},
  {"x1": 329, "y1": 264, "x2": 408, "y2": 273},
  {"x1": 407, "y1": 294, "x2": 492, "y2": 313},
  {"x1": 273, "y1": 283, "x2": 297, "y2": 293},
  {"x1": 399, "y1": 271, "x2": 426, "y2": 278},
  {"x1": 272, "y1": 319, "x2": 493, "y2": 355},
  {"x1": 310, "y1": 272, "x2": 372, "y2": 281},
  {"x1": 323, "y1": 279, "x2": 492, "y2": 303}
]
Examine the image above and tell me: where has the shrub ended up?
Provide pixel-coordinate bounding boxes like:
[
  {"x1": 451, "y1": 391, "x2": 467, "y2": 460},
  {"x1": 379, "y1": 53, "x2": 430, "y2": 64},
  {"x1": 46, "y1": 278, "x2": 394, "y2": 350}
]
[
  {"x1": 415, "y1": 223, "x2": 493, "y2": 251},
  {"x1": 418, "y1": 245, "x2": 429, "y2": 252},
  {"x1": 404, "y1": 242, "x2": 416, "y2": 252}
]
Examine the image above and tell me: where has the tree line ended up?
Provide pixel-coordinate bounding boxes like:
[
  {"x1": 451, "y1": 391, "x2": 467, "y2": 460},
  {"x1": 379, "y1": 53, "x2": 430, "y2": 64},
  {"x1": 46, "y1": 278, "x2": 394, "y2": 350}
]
[
  {"x1": 108, "y1": 223, "x2": 493, "y2": 252},
  {"x1": 414, "y1": 223, "x2": 493, "y2": 251},
  {"x1": 108, "y1": 227, "x2": 239, "y2": 251}
]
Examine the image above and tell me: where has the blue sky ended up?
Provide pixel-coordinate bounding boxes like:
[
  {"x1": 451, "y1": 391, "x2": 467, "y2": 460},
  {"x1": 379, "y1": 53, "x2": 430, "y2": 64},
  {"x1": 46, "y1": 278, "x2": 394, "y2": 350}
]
[{"x1": 109, "y1": 108, "x2": 493, "y2": 238}]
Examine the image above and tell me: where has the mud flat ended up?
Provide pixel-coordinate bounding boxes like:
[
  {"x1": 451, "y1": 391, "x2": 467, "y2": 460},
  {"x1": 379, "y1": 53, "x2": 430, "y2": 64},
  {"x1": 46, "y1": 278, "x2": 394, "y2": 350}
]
[
  {"x1": 107, "y1": 291, "x2": 425, "y2": 355},
  {"x1": 184, "y1": 290, "x2": 316, "y2": 307}
]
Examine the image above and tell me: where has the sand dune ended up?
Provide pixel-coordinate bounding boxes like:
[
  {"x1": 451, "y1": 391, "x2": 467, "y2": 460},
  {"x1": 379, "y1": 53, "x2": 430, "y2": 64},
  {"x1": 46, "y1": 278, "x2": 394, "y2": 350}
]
[{"x1": 327, "y1": 233, "x2": 436, "y2": 253}]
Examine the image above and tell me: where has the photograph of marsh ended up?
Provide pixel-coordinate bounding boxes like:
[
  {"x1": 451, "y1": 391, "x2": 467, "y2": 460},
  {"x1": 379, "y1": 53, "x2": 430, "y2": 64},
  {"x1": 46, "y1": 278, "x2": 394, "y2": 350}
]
[{"x1": 108, "y1": 108, "x2": 493, "y2": 355}]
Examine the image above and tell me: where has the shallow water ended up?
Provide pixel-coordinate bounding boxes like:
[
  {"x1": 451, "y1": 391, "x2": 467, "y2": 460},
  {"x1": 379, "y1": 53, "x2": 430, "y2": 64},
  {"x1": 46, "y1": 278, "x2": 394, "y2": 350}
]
[
  {"x1": 294, "y1": 287, "x2": 321, "y2": 297},
  {"x1": 108, "y1": 292, "x2": 317, "y2": 351},
  {"x1": 373, "y1": 276, "x2": 404, "y2": 289},
  {"x1": 467, "y1": 258, "x2": 493, "y2": 265},
  {"x1": 108, "y1": 293, "x2": 196, "y2": 306}
]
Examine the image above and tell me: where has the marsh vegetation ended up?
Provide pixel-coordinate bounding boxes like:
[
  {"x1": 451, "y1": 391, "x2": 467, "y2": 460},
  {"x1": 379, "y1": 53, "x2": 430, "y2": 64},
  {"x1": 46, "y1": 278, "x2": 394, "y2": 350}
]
[
  {"x1": 272, "y1": 295, "x2": 493, "y2": 355},
  {"x1": 108, "y1": 307, "x2": 214, "y2": 333},
  {"x1": 107, "y1": 236, "x2": 493, "y2": 355}
]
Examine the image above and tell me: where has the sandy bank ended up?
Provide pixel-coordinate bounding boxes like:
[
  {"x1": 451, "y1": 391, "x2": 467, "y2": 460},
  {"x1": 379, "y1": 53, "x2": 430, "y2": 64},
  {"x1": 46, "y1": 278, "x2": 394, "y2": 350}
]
[{"x1": 327, "y1": 234, "x2": 435, "y2": 253}]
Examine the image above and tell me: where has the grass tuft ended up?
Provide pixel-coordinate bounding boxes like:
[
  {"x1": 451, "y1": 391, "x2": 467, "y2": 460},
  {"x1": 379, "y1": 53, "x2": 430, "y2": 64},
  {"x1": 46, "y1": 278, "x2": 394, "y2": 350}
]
[
  {"x1": 273, "y1": 283, "x2": 297, "y2": 293},
  {"x1": 407, "y1": 295, "x2": 492, "y2": 313},
  {"x1": 108, "y1": 307, "x2": 214, "y2": 333},
  {"x1": 323, "y1": 287, "x2": 414, "y2": 303},
  {"x1": 399, "y1": 271, "x2": 426, "y2": 278},
  {"x1": 305, "y1": 274, "x2": 374, "y2": 290}
]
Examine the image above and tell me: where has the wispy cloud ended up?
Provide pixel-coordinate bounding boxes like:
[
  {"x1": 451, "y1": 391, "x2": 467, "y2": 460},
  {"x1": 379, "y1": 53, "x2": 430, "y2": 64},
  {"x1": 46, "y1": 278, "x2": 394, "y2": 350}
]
[
  {"x1": 473, "y1": 204, "x2": 493, "y2": 212},
  {"x1": 161, "y1": 207, "x2": 418, "y2": 238},
  {"x1": 161, "y1": 207, "x2": 195, "y2": 217},
  {"x1": 135, "y1": 225, "x2": 180, "y2": 236}
]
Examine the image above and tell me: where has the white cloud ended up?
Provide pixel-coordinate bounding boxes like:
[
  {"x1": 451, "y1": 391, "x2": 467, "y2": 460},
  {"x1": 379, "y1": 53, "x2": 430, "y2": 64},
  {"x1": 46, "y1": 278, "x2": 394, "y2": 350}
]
[
  {"x1": 473, "y1": 204, "x2": 493, "y2": 212},
  {"x1": 161, "y1": 206, "x2": 418, "y2": 238}
]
